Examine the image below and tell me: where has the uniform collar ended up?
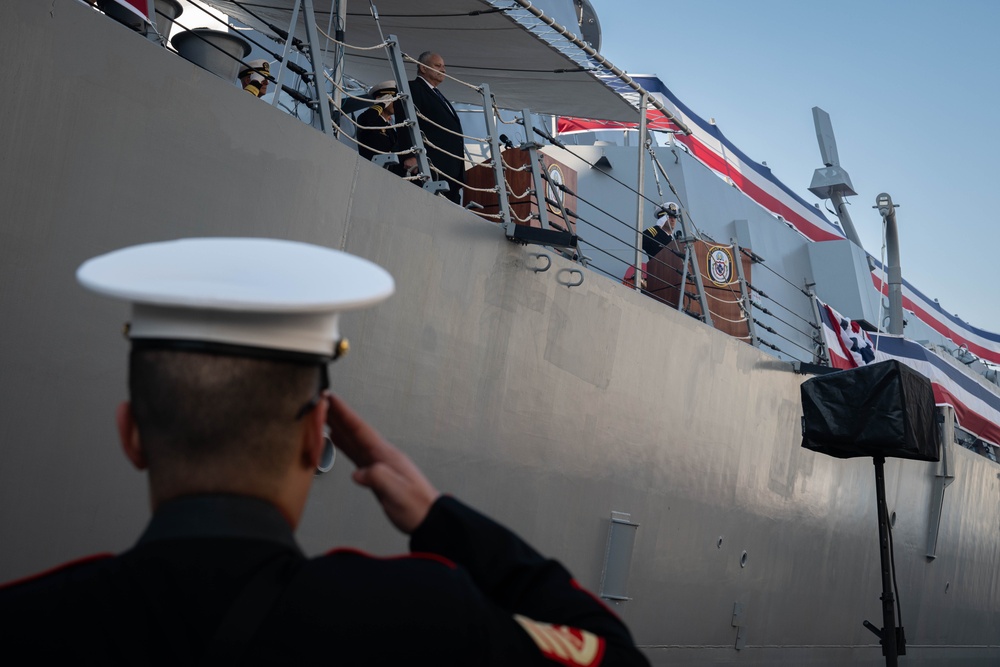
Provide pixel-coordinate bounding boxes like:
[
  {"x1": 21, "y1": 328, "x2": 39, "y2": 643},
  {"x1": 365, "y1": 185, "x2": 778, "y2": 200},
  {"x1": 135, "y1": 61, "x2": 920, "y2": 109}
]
[{"x1": 137, "y1": 494, "x2": 302, "y2": 553}]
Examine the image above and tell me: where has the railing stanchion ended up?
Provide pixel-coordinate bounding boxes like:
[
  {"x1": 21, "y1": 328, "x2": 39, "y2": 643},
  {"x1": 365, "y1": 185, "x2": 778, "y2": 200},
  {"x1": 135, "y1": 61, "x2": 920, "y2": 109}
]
[
  {"x1": 806, "y1": 285, "x2": 831, "y2": 366},
  {"x1": 512, "y1": 109, "x2": 549, "y2": 237},
  {"x1": 732, "y1": 238, "x2": 757, "y2": 347},
  {"x1": 481, "y1": 85, "x2": 511, "y2": 228},
  {"x1": 633, "y1": 92, "x2": 648, "y2": 290},
  {"x1": 328, "y1": 0, "x2": 347, "y2": 135},
  {"x1": 301, "y1": 0, "x2": 334, "y2": 134},
  {"x1": 271, "y1": 0, "x2": 303, "y2": 110}
]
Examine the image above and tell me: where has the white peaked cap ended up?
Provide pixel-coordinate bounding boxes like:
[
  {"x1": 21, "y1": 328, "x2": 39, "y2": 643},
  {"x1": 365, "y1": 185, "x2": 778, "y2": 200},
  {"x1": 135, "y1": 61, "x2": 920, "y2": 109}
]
[
  {"x1": 369, "y1": 80, "x2": 397, "y2": 96},
  {"x1": 76, "y1": 238, "x2": 395, "y2": 362}
]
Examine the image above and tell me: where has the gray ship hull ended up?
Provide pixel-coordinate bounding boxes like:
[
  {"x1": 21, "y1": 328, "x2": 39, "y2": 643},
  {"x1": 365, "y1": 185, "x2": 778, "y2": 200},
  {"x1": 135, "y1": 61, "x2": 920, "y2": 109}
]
[{"x1": 1, "y1": 2, "x2": 998, "y2": 664}]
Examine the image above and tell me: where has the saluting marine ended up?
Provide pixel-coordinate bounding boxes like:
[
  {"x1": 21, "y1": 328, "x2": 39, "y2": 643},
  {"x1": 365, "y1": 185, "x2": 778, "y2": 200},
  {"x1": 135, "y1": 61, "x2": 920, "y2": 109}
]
[{"x1": 0, "y1": 238, "x2": 649, "y2": 666}]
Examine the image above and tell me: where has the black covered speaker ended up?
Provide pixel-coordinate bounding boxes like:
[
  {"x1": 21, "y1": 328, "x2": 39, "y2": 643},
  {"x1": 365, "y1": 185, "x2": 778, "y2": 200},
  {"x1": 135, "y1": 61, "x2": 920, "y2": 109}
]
[{"x1": 801, "y1": 359, "x2": 940, "y2": 462}]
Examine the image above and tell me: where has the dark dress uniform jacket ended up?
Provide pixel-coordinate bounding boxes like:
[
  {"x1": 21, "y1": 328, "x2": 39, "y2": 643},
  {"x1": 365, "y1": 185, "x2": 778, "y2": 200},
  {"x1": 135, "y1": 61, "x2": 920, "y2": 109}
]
[
  {"x1": 641, "y1": 225, "x2": 673, "y2": 259},
  {"x1": 356, "y1": 107, "x2": 398, "y2": 163},
  {"x1": 0, "y1": 494, "x2": 649, "y2": 666},
  {"x1": 397, "y1": 77, "x2": 466, "y2": 203}
]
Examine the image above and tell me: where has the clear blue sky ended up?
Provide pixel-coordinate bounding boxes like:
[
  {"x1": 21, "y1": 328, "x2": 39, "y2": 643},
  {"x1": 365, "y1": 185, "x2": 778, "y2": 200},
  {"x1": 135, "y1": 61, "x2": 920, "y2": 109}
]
[{"x1": 591, "y1": 0, "x2": 1000, "y2": 334}]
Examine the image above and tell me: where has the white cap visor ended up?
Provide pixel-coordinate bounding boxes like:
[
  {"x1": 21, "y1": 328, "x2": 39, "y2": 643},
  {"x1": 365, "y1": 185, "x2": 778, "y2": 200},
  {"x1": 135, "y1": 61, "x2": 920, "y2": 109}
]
[{"x1": 77, "y1": 237, "x2": 395, "y2": 360}]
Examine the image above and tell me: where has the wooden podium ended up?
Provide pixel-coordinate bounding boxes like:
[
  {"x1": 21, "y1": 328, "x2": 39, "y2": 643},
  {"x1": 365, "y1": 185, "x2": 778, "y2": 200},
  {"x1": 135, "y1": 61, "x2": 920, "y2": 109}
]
[
  {"x1": 639, "y1": 239, "x2": 753, "y2": 340},
  {"x1": 464, "y1": 149, "x2": 577, "y2": 234}
]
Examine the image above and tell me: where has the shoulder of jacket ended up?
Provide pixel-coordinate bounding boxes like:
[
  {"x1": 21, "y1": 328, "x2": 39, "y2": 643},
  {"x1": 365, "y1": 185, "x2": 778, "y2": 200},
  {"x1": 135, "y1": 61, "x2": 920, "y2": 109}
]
[
  {"x1": 314, "y1": 547, "x2": 458, "y2": 570},
  {"x1": 0, "y1": 552, "x2": 116, "y2": 592}
]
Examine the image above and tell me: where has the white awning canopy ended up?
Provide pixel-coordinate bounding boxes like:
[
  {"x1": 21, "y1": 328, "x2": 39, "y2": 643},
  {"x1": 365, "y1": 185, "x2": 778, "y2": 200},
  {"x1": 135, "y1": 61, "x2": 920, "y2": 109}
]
[{"x1": 199, "y1": 0, "x2": 644, "y2": 121}]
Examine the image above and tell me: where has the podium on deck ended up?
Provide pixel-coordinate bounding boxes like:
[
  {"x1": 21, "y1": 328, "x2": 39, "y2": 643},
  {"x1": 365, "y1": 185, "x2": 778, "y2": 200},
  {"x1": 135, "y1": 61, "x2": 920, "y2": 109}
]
[
  {"x1": 637, "y1": 239, "x2": 753, "y2": 340},
  {"x1": 464, "y1": 149, "x2": 577, "y2": 235}
]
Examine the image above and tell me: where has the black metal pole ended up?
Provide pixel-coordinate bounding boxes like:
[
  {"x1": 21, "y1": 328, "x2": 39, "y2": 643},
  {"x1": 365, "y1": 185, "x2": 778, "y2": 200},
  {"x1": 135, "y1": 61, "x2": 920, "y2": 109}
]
[{"x1": 873, "y1": 456, "x2": 898, "y2": 666}]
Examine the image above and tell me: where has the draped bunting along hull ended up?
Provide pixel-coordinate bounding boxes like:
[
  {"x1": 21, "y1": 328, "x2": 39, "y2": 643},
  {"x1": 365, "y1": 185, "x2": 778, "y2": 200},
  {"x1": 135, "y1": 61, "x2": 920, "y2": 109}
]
[
  {"x1": 1, "y1": 1, "x2": 999, "y2": 665},
  {"x1": 562, "y1": 74, "x2": 1000, "y2": 366}
]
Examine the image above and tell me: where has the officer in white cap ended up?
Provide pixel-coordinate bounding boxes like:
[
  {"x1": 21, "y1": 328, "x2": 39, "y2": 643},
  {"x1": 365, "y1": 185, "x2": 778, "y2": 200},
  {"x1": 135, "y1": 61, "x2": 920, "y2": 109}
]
[
  {"x1": 624, "y1": 203, "x2": 682, "y2": 292},
  {"x1": 643, "y1": 201, "x2": 681, "y2": 259},
  {"x1": 239, "y1": 59, "x2": 271, "y2": 97},
  {"x1": 0, "y1": 238, "x2": 649, "y2": 666},
  {"x1": 356, "y1": 79, "x2": 401, "y2": 165}
]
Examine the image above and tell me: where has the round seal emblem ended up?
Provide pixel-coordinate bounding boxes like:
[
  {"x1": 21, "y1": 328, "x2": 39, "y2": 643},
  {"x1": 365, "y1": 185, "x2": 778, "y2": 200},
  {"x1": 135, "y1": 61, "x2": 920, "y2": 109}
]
[
  {"x1": 706, "y1": 245, "x2": 734, "y2": 286},
  {"x1": 546, "y1": 163, "x2": 565, "y2": 214}
]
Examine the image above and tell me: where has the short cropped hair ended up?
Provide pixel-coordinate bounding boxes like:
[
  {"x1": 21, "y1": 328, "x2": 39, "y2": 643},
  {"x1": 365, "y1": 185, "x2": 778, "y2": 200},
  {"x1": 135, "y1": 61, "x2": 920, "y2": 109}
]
[
  {"x1": 417, "y1": 51, "x2": 438, "y2": 66},
  {"x1": 128, "y1": 349, "x2": 321, "y2": 472}
]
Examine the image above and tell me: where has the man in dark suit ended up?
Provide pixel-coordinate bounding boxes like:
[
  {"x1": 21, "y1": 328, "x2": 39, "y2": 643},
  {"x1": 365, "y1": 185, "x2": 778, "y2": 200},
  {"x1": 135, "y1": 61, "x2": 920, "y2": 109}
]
[{"x1": 400, "y1": 51, "x2": 466, "y2": 204}]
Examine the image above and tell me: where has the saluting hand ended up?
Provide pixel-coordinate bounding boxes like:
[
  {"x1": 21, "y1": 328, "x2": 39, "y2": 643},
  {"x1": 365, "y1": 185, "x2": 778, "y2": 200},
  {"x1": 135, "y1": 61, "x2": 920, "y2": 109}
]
[{"x1": 324, "y1": 393, "x2": 440, "y2": 534}]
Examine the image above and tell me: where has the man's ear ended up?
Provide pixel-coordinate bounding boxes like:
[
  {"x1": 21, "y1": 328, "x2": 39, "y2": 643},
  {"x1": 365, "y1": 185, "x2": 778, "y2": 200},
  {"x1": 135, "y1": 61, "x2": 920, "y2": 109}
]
[
  {"x1": 116, "y1": 401, "x2": 148, "y2": 470},
  {"x1": 302, "y1": 395, "x2": 329, "y2": 470}
]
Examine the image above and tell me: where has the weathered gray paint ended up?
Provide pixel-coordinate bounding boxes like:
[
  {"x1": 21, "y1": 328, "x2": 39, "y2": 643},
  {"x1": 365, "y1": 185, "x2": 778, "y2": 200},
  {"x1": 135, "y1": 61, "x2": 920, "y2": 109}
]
[{"x1": 2, "y1": 2, "x2": 999, "y2": 664}]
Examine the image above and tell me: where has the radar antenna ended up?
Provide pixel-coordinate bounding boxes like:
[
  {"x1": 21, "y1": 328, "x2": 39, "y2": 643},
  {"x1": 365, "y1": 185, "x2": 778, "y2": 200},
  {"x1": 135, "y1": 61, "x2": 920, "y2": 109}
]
[{"x1": 808, "y1": 107, "x2": 864, "y2": 248}]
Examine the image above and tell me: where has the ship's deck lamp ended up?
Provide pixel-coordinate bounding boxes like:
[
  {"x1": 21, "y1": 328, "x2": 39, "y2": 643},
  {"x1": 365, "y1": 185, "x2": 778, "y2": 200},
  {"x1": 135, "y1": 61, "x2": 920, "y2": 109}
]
[
  {"x1": 801, "y1": 360, "x2": 940, "y2": 667},
  {"x1": 876, "y1": 193, "x2": 896, "y2": 220}
]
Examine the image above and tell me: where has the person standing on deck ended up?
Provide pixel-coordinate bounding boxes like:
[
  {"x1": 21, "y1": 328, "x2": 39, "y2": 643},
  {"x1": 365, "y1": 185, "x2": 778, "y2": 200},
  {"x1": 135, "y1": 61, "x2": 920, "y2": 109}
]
[
  {"x1": 398, "y1": 51, "x2": 466, "y2": 205},
  {"x1": 623, "y1": 202, "x2": 682, "y2": 289},
  {"x1": 357, "y1": 80, "x2": 401, "y2": 165},
  {"x1": 642, "y1": 202, "x2": 681, "y2": 259},
  {"x1": 239, "y1": 59, "x2": 271, "y2": 98}
]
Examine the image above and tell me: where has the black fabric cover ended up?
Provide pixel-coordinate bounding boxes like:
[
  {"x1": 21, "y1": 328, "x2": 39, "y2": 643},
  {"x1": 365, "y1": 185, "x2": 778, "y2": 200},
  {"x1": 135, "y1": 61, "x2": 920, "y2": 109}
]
[{"x1": 801, "y1": 359, "x2": 940, "y2": 461}]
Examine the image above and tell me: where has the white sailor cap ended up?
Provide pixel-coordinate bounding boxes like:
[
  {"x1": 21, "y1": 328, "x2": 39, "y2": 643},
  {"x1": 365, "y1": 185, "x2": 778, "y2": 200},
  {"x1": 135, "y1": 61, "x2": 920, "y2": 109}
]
[
  {"x1": 76, "y1": 238, "x2": 394, "y2": 364},
  {"x1": 369, "y1": 80, "x2": 398, "y2": 98},
  {"x1": 655, "y1": 202, "x2": 679, "y2": 218},
  {"x1": 239, "y1": 59, "x2": 271, "y2": 79}
]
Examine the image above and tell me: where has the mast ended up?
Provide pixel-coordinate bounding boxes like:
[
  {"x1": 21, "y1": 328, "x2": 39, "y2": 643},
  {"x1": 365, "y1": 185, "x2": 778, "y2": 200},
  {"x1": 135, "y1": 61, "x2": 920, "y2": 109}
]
[
  {"x1": 876, "y1": 193, "x2": 904, "y2": 335},
  {"x1": 808, "y1": 107, "x2": 863, "y2": 247}
]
